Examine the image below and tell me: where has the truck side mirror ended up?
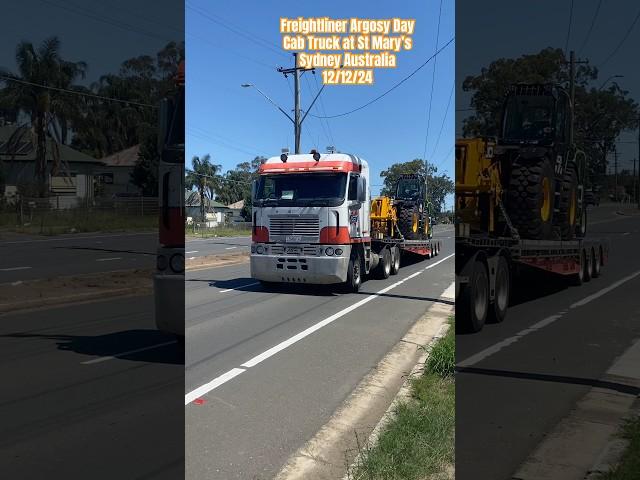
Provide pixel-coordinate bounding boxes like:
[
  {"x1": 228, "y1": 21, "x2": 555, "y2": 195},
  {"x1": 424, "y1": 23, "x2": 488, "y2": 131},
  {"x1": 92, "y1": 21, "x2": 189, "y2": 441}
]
[
  {"x1": 357, "y1": 176, "x2": 367, "y2": 202},
  {"x1": 251, "y1": 179, "x2": 258, "y2": 202}
]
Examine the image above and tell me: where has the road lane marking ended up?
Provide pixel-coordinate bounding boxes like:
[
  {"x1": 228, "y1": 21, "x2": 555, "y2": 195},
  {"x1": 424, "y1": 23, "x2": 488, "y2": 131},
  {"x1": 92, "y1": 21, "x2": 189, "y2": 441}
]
[
  {"x1": 0, "y1": 232, "x2": 156, "y2": 245},
  {"x1": 188, "y1": 256, "x2": 196, "y2": 260},
  {"x1": 185, "y1": 368, "x2": 245, "y2": 405},
  {"x1": 458, "y1": 268, "x2": 640, "y2": 368},
  {"x1": 225, "y1": 246, "x2": 237, "y2": 250},
  {"x1": 185, "y1": 252, "x2": 454, "y2": 405},
  {"x1": 82, "y1": 340, "x2": 178, "y2": 364},
  {"x1": 96, "y1": 257, "x2": 122, "y2": 262},
  {"x1": 0, "y1": 266, "x2": 32, "y2": 271},
  {"x1": 220, "y1": 281, "x2": 260, "y2": 293},
  {"x1": 186, "y1": 250, "x2": 198, "y2": 254}
]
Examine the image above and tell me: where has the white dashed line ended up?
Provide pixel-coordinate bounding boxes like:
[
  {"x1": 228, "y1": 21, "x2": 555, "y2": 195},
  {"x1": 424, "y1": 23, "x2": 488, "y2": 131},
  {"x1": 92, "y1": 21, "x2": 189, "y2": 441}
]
[
  {"x1": 82, "y1": 340, "x2": 178, "y2": 364},
  {"x1": 0, "y1": 266, "x2": 32, "y2": 271},
  {"x1": 96, "y1": 257, "x2": 122, "y2": 262},
  {"x1": 220, "y1": 281, "x2": 260, "y2": 293}
]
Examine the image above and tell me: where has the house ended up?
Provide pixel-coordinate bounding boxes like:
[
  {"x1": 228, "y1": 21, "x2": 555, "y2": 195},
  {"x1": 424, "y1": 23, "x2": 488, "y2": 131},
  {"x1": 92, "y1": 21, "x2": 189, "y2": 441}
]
[
  {"x1": 226, "y1": 199, "x2": 247, "y2": 222},
  {"x1": 0, "y1": 124, "x2": 103, "y2": 205},
  {"x1": 97, "y1": 145, "x2": 142, "y2": 197},
  {"x1": 185, "y1": 190, "x2": 230, "y2": 226}
]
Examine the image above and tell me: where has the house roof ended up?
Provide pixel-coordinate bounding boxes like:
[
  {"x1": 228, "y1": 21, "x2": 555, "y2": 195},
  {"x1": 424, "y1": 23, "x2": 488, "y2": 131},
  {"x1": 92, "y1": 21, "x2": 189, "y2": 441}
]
[
  {"x1": 101, "y1": 145, "x2": 140, "y2": 167},
  {"x1": 227, "y1": 199, "x2": 245, "y2": 209},
  {"x1": 185, "y1": 190, "x2": 229, "y2": 209},
  {"x1": 0, "y1": 125, "x2": 101, "y2": 164}
]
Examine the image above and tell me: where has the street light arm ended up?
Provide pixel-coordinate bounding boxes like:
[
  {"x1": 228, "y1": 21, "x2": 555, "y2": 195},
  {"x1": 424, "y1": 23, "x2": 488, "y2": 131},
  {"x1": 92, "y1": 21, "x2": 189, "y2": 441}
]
[
  {"x1": 300, "y1": 81, "x2": 326, "y2": 125},
  {"x1": 250, "y1": 85, "x2": 295, "y2": 124}
]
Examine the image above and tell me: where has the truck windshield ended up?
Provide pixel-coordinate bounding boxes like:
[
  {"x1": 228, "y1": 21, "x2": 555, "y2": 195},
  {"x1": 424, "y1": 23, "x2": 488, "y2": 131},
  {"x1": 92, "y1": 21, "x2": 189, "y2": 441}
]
[
  {"x1": 396, "y1": 178, "x2": 422, "y2": 201},
  {"x1": 255, "y1": 173, "x2": 347, "y2": 207},
  {"x1": 503, "y1": 96, "x2": 554, "y2": 143}
]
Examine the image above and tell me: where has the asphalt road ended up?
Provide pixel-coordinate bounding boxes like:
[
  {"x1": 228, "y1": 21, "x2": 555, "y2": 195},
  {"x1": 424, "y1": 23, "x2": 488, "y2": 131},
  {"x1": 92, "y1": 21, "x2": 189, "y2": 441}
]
[
  {"x1": 0, "y1": 232, "x2": 157, "y2": 282},
  {"x1": 185, "y1": 235, "x2": 251, "y2": 258},
  {"x1": 185, "y1": 226, "x2": 455, "y2": 479},
  {"x1": 456, "y1": 205, "x2": 640, "y2": 479},
  {"x1": 0, "y1": 295, "x2": 184, "y2": 479}
]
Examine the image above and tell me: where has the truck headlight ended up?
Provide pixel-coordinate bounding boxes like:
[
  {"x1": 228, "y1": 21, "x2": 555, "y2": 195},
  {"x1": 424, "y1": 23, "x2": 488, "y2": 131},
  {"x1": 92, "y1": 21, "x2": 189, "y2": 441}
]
[
  {"x1": 170, "y1": 253, "x2": 185, "y2": 272},
  {"x1": 335, "y1": 248, "x2": 343, "y2": 256},
  {"x1": 157, "y1": 255, "x2": 168, "y2": 271},
  {"x1": 325, "y1": 247, "x2": 334, "y2": 256},
  {"x1": 256, "y1": 245, "x2": 265, "y2": 254}
]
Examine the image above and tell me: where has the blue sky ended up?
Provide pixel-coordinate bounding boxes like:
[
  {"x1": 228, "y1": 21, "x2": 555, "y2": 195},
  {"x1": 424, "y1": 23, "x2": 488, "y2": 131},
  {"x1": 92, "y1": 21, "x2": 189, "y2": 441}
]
[{"x1": 186, "y1": 0, "x2": 455, "y2": 204}]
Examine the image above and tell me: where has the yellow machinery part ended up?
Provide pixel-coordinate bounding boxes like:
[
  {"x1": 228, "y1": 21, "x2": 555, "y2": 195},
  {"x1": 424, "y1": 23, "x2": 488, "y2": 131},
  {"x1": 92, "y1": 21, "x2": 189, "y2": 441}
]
[{"x1": 371, "y1": 196, "x2": 397, "y2": 239}]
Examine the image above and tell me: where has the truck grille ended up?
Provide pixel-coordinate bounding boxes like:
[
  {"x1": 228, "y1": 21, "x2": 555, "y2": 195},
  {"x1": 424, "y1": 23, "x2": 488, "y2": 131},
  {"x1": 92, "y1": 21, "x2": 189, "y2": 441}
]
[{"x1": 269, "y1": 216, "x2": 320, "y2": 238}]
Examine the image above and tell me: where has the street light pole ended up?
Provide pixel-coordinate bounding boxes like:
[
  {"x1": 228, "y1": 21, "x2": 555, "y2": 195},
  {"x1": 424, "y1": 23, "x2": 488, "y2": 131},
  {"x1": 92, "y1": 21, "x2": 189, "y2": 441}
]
[{"x1": 598, "y1": 74, "x2": 623, "y2": 91}]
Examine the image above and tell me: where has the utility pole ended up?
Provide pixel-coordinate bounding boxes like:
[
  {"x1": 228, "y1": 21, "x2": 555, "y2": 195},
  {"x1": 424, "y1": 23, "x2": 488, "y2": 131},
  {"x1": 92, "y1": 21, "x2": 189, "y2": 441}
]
[
  {"x1": 569, "y1": 50, "x2": 576, "y2": 145},
  {"x1": 633, "y1": 157, "x2": 637, "y2": 204},
  {"x1": 638, "y1": 115, "x2": 640, "y2": 209},
  {"x1": 277, "y1": 53, "x2": 326, "y2": 154},
  {"x1": 614, "y1": 145, "x2": 618, "y2": 201}
]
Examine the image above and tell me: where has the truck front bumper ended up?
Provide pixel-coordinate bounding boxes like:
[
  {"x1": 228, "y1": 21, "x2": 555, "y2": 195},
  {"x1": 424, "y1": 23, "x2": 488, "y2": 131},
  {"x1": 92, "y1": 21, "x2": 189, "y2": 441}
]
[{"x1": 250, "y1": 246, "x2": 350, "y2": 284}]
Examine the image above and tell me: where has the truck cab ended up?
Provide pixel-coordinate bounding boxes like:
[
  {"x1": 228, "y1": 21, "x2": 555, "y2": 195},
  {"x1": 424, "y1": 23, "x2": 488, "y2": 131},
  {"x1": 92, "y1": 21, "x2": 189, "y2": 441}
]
[{"x1": 250, "y1": 152, "x2": 369, "y2": 289}]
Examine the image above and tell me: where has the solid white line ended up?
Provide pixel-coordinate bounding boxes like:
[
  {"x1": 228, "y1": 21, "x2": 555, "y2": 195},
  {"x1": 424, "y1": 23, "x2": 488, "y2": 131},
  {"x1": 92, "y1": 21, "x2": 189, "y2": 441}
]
[
  {"x1": 458, "y1": 268, "x2": 640, "y2": 368},
  {"x1": 82, "y1": 340, "x2": 177, "y2": 365},
  {"x1": 186, "y1": 250, "x2": 198, "y2": 254},
  {"x1": 188, "y1": 256, "x2": 196, "y2": 260},
  {"x1": 0, "y1": 232, "x2": 155, "y2": 245},
  {"x1": 185, "y1": 368, "x2": 245, "y2": 405},
  {"x1": 240, "y1": 253, "x2": 454, "y2": 369},
  {"x1": 96, "y1": 257, "x2": 122, "y2": 262},
  {"x1": 220, "y1": 281, "x2": 260, "y2": 293},
  {"x1": 0, "y1": 266, "x2": 32, "y2": 271},
  {"x1": 225, "y1": 246, "x2": 237, "y2": 250}
]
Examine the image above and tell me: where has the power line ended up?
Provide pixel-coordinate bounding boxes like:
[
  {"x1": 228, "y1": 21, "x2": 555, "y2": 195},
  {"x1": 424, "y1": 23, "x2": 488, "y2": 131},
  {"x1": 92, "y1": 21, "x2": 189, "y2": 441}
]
[
  {"x1": 422, "y1": 0, "x2": 444, "y2": 163},
  {"x1": 0, "y1": 76, "x2": 156, "y2": 108},
  {"x1": 187, "y1": 129, "x2": 262, "y2": 157},
  {"x1": 430, "y1": 83, "x2": 455, "y2": 159},
  {"x1": 313, "y1": 73, "x2": 335, "y2": 147},
  {"x1": 310, "y1": 37, "x2": 454, "y2": 119},
  {"x1": 577, "y1": 0, "x2": 602, "y2": 55},
  {"x1": 599, "y1": 6, "x2": 640, "y2": 68},
  {"x1": 564, "y1": 0, "x2": 575, "y2": 55},
  {"x1": 303, "y1": 74, "x2": 331, "y2": 148}
]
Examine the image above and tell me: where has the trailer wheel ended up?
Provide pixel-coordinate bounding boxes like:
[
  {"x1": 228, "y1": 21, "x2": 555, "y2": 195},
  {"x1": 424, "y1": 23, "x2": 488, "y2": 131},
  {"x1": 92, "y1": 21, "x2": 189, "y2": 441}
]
[
  {"x1": 569, "y1": 250, "x2": 585, "y2": 286},
  {"x1": 460, "y1": 260, "x2": 489, "y2": 332},
  {"x1": 375, "y1": 247, "x2": 391, "y2": 279},
  {"x1": 584, "y1": 248, "x2": 593, "y2": 282},
  {"x1": 344, "y1": 251, "x2": 362, "y2": 292},
  {"x1": 390, "y1": 246, "x2": 401, "y2": 275},
  {"x1": 558, "y1": 163, "x2": 578, "y2": 240},
  {"x1": 591, "y1": 247, "x2": 601, "y2": 278},
  {"x1": 489, "y1": 256, "x2": 510, "y2": 323}
]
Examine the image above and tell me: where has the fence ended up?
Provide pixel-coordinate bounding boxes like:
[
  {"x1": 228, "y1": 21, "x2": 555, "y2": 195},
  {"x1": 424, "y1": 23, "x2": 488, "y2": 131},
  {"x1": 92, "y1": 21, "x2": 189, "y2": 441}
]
[{"x1": 187, "y1": 221, "x2": 252, "y2": 238}]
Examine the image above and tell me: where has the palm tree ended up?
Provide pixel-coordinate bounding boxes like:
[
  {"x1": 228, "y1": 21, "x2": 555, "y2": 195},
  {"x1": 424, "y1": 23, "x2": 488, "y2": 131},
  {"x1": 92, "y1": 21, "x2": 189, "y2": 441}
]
[
  {"x1": 185, "y1": 154, "x2": 221, "y2": 221},
  {"x1": 0, "y1": 37, "x2": 87, "y2": 195}
]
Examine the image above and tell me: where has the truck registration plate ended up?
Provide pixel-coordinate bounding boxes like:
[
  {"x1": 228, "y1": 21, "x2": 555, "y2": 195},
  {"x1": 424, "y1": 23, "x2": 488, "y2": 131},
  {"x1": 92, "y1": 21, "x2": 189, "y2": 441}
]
[
  {"x1": 286, "y1": 235, "x2": 302, "y2": 242},
  {"x1": 285, "y1": 246, "x2": 301, "y2": 254}
]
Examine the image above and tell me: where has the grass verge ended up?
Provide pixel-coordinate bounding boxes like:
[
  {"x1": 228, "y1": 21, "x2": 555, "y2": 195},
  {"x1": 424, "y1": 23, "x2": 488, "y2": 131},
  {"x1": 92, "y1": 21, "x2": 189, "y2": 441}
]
[
  {"x1": 599, "y1": 416, "x2": 640, "y2": 480},
  {"x1": 350, "y1": 317, "x2": 455, "y2": 480},
  {"x1": 186, "y1": 226, "x2": 251, "y2": 238},
  {"x1": 0, "y1": 211, "x2": 157, "y2": 235}
]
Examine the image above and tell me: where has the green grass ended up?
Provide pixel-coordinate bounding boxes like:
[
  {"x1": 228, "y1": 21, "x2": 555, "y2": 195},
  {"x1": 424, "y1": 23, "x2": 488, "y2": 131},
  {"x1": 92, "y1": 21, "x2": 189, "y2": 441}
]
[
  {"x1": 350, "y1": 318, "x2": 455, "y2": 480},
  {"x1": 599, "y1": 416, "x2": 640, "y2": 480},
  {"x1": 0, "y1": 210, "x2": 157, "y2": 235},
  {"x1": 186, "y1": 226, "x2": 251, "y2": 238}
]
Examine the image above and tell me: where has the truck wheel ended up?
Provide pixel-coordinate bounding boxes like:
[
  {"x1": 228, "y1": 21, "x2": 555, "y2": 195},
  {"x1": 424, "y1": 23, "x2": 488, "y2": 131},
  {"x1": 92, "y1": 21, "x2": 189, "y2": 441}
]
[
  {"x1": 569, "y1": 250, "x2": 585, "y2": 286},
  {"x1": 460, "y1": 259, "x2": 489, "y2": 333},
  {"x1": 390, "y1": 246, "x2": 401, "y2": 275},
  {"x1": 576, "y1": 207, "x2": 587, "y2": 238},
  {"x1": 584, "y1": 248, "x2": 593, "y2": 282},
  {"x1": 344, "y1": 251, "x2": 362, "y2": 292},
  {"x1": 489, "y1": 256, "x2": 510, "y2": 323},
  {"x1": 375, "y1": 247, "x2": 391, "y2": 279},
  {"x1": 507, "y1": 158, "x2": 555, "y2": 239},
  {"x1": 592, "y1": 247, "x2": 601, "y2": 278},
  {"x1": 558, "y1": 164, "x2": 578, "y2": 240}
]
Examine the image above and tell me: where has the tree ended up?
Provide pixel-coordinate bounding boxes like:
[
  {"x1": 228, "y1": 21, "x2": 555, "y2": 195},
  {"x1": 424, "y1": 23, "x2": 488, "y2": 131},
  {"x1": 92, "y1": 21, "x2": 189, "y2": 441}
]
[
  {"x1": 380, "y1": 159, "x2": 454, "y2": 215},
  {"x1": 0, "y1": 37, "x2": 87, "y2": 195},
  {"x1": 130, "y1": 128, "x2": 159, "y2": 196},
  {"x1": 215, "y1": 157, "x2": 264, "y2": 220},
  {"x1": 185, "y1": 154, "x2": 220, "y2": 220},
  {"x1": 461, "y1": 47, "x2": 638, "y2": 186}
]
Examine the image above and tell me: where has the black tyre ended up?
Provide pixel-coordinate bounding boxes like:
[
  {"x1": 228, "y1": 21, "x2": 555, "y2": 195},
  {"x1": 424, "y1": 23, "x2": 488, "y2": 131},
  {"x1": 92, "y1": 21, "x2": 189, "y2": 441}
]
[
  {"x1": 507, "y1": 158, "x2": 555, "y2": 239},
  {"x1": 591, "y1": 247, "x2": 601, "y2": 278},
  {"x1": 390, "y1": 246, "x2": 401, "y2": 275},
  {"x1": 398, "y1": 204, "x2": 422, "y2": 240},
  {"x1": 460, "y1": 259, "x2": 489, "y2": 333},
  {"x1": 584, "y1": 248, "x2": 593, "y2": 282},
  {"x1": 576, "y1": 205, "x2": 587, "y2": 238},
  {"x1": 489, "y1": 256, "x2": 510, "y2": 324},
  {"x1": 344, "y1": 251, "x2": 362, "y2": 292},
  {"x1": 558, "y1": 163, "x2": 578, "y2": 240},
  {"x1": 569, "y1": 249, "x2": 585, "y2": 286},
  {"x1": 375, "y1": 247, "x2": 391, "y2": 279}
]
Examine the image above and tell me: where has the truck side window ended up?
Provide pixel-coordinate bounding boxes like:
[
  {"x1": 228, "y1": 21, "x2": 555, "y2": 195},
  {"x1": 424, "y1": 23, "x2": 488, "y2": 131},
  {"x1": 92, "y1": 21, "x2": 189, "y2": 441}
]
[{"x1": 348, "y1": 174, "x2": 358, "y2": 201}]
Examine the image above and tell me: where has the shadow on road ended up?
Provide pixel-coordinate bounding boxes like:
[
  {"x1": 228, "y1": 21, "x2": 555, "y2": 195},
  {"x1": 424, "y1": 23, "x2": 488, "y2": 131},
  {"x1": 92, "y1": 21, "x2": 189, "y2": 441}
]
[
  {"x1": 1, "y1": 329, "x2": 183, "y2": 364},
  {"x1": 456, "y1": 366, "x2": 640, "y2": 396},
  {"x1": 509, "y1": 268, "x2": 569, "y2": 307}
]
